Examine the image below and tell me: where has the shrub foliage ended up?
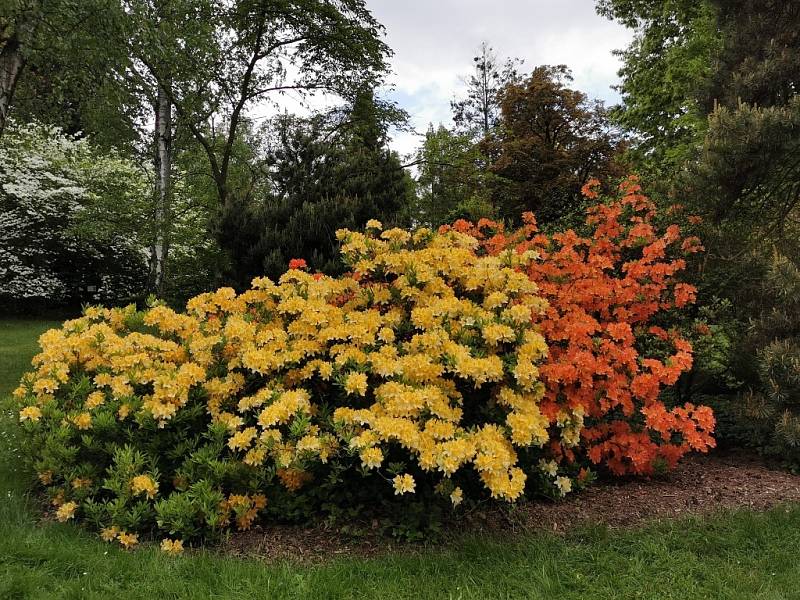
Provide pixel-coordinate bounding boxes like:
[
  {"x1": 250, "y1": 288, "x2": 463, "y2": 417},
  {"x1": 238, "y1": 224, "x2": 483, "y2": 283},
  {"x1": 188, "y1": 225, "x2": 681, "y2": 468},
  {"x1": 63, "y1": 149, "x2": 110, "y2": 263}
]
[{"x1": 13, "y1": 180, "x2": 715, "y2": 547}]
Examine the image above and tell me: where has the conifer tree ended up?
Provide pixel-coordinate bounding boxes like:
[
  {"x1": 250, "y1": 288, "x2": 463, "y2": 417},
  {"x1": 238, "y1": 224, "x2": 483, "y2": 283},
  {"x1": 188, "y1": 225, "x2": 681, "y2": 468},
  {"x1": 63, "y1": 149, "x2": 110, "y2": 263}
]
[{"x1": 219, "y1": 90, "x2": 413, "y2": 286}]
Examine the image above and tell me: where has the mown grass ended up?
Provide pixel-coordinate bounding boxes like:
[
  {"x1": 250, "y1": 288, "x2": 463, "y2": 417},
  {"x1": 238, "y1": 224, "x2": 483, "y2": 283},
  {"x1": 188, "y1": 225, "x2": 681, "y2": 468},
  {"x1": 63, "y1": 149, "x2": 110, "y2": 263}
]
[
  {"x1": 1, "y1": 319, "x2": 799, "y2": 599},
  {"x1": 0, "y1": 319, "x2": 61, "y2": 397}
]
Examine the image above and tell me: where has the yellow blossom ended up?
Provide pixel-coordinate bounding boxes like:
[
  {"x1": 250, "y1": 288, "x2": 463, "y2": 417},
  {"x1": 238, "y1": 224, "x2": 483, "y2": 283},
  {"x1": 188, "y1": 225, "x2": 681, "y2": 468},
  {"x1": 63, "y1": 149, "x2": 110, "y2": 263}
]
[
  {"x1": 100, "y1": 525, "x2": 120, "y2": 542},
  {"x1": 118, "y1": 531, "x2": 138, "y2": 548},
  {"x1": 131, "y1": 474, "x2": 158, "y2": 499},
  {"x1": 85, "y1": 391, "x2": 105, "y2": 409},
  {"x1": 555, "y1": 476, "x2": 572, "y2": 496},
  {"x1": 72, "y1": 412, "x2": 92, "y2": 430},
  {"x1": 228, "y1": 427, "x2": 257, "y2": 451},
  {"x1": 539, "y1": 459, "x2": 559, "y2": 477},
  {"x1": 19, "y1": 405, "x2": 42, "y2": 422},
  {"x1": 161, "y1": 538, "x2": 184, "y2": 555},
  {"x1": 344, "y1": 372, "x2": 368, "y2": 396},
  {"x1": 393, "y1": 473, "x2": 415, "y2": 495},
  {"x1": 56, "y1": 501, "x2": 77, "y2": 521},
  {"x1": 71, "y1": 477, "x2": 91, "y2": 489},
  {"x1": 359, "y1": 447, "x2": 383, "y2": 469}
]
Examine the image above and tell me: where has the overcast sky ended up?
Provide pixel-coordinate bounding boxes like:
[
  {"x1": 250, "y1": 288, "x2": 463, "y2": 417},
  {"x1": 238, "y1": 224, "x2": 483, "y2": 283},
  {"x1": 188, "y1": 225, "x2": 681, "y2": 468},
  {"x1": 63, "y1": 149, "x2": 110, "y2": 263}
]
[{"x1": 366, "y1": 0, "x2": 634, "y2": 156}]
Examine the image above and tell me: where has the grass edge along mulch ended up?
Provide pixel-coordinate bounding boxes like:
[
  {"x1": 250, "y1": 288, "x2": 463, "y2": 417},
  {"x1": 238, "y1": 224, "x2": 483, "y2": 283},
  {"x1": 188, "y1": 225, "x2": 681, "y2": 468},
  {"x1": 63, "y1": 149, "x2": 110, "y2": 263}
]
[{"x1": 222, "y1": 449, "x2": 800, "y2": 563}]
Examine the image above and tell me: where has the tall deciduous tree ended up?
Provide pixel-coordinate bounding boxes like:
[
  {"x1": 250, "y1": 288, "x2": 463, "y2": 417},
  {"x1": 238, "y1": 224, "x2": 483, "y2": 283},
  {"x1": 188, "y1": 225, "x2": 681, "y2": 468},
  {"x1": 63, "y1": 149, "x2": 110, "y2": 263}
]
[
  {"x1": 0, "y1": 0, "x2": 132, "y2": 141},
  {"x1": 596, "y1": 0, "x2": 720, "y2": 173},
  {"x1": 127, "y1": 0, "x2": 391, "y2": 260},
  {"x1": 148, "y1": 83, "x2": 173, "y2": 294},
  {"x1": 483, "y1": 65, "x2": 624, "y2": 227}
]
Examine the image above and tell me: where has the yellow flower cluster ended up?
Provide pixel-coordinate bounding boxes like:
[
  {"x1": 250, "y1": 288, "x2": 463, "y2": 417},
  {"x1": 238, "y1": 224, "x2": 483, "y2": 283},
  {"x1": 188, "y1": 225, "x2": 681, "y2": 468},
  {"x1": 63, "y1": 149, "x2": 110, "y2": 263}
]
[
  {"x1": 14, "y1": 220, "x2": 559, "y2": 545},
  {"x1": 161, "y1": 538, "x2": 184, "y2": 555},
  {"x1": 326, "y1": 225, "x2": 550, "y2": 501},
  {"x1": 131, "y1": 474, "x2": 158, "y2": 499},
  {"x1": 99, "y1": 525, "x2": 140, "y2": 549},
  {"x1": 55, "y1": 501, "x2": 77, "y2": 522},
  {"x1": 14, "y1": 305, "x2": 206, "y2": 432},
  {"x1": 220, "y1": 493, "x2": 267, "y2": 531}
]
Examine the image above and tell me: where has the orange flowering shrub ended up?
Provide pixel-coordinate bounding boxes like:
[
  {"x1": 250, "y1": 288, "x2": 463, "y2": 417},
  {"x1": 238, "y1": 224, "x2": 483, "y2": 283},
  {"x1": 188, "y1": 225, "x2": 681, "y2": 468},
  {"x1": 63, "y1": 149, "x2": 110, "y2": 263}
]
[{"x1": 443, "y1": 176, "x2": 715, "y2": 475}]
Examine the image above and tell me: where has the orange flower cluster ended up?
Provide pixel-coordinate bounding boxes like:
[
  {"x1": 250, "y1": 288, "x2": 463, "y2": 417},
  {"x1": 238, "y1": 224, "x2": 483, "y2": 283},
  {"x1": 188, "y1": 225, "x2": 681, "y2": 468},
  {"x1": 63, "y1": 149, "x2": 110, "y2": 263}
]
[{"x1": 444, "y1": 176, "x2": 715, "y2": 475}]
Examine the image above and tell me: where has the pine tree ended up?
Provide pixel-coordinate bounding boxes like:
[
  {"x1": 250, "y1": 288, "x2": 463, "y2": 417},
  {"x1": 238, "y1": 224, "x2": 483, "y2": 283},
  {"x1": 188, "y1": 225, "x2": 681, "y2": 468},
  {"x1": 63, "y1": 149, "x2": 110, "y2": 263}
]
[{"x1": 738, "y1": 252, "x2": 800, "y2": 464}]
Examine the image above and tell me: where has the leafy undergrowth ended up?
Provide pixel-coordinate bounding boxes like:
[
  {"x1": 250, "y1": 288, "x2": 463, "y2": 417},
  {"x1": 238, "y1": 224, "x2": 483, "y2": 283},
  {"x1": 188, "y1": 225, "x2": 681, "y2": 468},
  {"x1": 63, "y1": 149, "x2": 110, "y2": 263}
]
[{"x1": 2, "y1": 319, "x2": 800, "y2": 599}]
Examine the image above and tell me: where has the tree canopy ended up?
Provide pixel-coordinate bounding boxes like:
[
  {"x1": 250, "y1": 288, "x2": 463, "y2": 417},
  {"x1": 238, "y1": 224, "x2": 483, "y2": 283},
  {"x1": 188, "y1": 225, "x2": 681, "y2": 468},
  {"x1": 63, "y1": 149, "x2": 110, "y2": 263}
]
[{"x1": 483, "y1": 65, "x2": 625, "y2": 226}]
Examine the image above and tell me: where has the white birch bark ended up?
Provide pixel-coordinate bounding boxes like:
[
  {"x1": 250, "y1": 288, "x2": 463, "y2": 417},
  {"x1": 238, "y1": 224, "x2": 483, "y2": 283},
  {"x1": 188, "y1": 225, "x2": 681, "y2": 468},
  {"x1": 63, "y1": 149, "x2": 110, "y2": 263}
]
[{"x1": 149, "y1": 83, "x2": 172, "y2": 295}]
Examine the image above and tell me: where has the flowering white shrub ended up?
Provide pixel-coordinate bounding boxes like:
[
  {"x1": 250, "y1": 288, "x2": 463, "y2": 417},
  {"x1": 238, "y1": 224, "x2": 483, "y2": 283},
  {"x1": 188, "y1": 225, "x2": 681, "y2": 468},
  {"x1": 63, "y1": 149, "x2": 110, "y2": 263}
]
[{"x1": 0, "y1": 121, "x2": 148, "y2": 306}]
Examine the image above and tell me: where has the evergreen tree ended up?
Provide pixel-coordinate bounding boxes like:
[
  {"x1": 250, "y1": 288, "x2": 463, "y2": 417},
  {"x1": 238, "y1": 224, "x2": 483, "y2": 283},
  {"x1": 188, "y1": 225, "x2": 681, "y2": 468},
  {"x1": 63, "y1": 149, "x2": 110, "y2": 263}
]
[
  {"x1": 737, "y1": 252, "x2": 800, "y2": 466},
  {"x1": 220, "y1": 91, "x2": 414, "y2": 286}
]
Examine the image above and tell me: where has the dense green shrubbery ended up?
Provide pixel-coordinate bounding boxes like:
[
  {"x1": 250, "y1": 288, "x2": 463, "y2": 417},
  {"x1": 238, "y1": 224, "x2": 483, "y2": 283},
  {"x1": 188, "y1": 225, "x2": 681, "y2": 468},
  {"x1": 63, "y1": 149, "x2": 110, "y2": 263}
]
[{"x1": 728, "y1": 253, "x2": 800, "y2": 468}]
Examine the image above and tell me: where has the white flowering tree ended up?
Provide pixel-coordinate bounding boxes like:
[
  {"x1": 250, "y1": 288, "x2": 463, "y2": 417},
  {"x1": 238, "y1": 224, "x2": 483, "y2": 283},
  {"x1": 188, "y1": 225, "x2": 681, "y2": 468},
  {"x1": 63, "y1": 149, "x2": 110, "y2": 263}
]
[{"x1": 0, "y1": 121, "x2": 150, "y2": 308}]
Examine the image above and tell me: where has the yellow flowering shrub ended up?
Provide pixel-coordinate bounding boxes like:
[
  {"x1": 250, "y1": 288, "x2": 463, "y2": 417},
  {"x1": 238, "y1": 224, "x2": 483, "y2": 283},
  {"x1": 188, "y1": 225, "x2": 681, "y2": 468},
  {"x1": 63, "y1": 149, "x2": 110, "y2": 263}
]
[{"x1": 13, "y1": 221, "x2": 553, "y2": 543}]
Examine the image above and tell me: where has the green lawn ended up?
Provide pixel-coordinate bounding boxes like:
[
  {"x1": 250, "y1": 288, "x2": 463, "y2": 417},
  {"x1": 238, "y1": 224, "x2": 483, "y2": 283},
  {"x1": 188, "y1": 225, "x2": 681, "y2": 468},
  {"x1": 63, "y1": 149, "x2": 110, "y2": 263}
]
[
  {"x1": 0, "y1": 319, "x2": 61, "y2": 397},
  {"x1": 2, "y1": 319, "x2": 799, "y2": 599}
]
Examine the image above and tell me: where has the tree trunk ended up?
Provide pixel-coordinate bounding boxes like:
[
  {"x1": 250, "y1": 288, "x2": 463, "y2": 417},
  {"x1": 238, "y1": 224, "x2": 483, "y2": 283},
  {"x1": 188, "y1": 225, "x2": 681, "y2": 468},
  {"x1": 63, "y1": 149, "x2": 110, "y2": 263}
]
[
  {"x1": 0, "y1": 33, "x2": 25, "y2": 138},
  {"x1": 148, "y1": 82, "x2": 172, "y2": 296}
]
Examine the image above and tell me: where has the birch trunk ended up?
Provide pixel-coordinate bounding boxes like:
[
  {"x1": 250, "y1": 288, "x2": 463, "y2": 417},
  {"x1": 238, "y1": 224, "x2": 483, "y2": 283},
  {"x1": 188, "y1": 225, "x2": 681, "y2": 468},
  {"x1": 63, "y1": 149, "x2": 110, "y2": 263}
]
[
  {"x1": 148, "y1": 83, "x2": 172, "y2": 295},
  {"x1": 0, "y1": 33, "x2": 25, "y2": 138}
]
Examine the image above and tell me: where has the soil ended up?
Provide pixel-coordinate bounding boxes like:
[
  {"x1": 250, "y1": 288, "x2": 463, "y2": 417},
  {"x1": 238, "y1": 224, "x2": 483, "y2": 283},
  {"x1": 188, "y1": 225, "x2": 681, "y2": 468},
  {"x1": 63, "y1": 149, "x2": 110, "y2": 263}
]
[{"x1": 222, "y1": 450, "x2": 800, "y2": 563}]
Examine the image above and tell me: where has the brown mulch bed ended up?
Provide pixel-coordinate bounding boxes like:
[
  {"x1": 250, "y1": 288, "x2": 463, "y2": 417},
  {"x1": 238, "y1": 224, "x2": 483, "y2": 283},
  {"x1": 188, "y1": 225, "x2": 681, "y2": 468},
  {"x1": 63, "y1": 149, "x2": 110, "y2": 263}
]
[{"x1": 222, "y1": 450, "x2": 800, "y2": 563}]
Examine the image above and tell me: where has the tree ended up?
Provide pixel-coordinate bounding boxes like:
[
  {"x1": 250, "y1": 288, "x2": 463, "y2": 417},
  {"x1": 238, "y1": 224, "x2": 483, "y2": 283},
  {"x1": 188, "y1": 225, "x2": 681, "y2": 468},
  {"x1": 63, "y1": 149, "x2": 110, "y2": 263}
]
[
  {"x1": 483, "y1": 65, "x2": 624, "y2": 227},
  {"x1": 127, "y1": 0, "x2": 392, "y2": 257},
  {"x1": 600, "y1": 0, "x2": 800, "y2": 283},
  {"x1": 412, "y1": 124, "x2": 494, "y2": 228},
  {"x1": 451, "y1": 42, "x2": 522, "y2": 139},
  {"x1": 219, "y1": 90, "x2": 414, "y2": 285},
  {"x1": 597, "y1": 0, "x2": 800, "y2": 174},
  {"x1": 0, "y1": 0, "x2": 131, "y2": 141},
  {"x1": 0, "y1": 121, "x2": 148, "y2": 309},
  {"x1": 702, "y1": 1, "x2": 800, "y2": 111},
  {"x1": 595, "y1": 0, "x2": 720, "y2": 173},
  {"x1": 736, "y1": 252, "x2": 800, "y2": 466}
]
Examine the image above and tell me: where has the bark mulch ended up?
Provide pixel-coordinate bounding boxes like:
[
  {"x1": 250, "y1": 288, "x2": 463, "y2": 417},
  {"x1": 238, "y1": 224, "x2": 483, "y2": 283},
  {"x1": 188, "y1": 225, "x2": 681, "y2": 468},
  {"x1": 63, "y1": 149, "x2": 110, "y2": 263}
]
[{"x1": 222, "y1": 450, "x2": 800, "y2": 563}]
